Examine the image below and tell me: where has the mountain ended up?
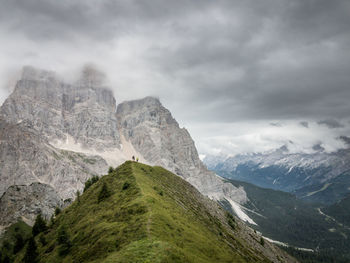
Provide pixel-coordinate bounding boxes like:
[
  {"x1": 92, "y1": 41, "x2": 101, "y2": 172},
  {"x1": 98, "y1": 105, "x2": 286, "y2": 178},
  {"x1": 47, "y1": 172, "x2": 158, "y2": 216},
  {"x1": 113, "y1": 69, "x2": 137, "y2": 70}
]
[
  {"x1": 5, "y1": 162, "x2": 296, "y2": 263},
  {"x1": 0, "y1": 66, "x2": 247, "y2": 230},
  {"x1": 204, "y1": 146, "x2": 350, "y2": 204},
  {"x1": 1, "y1": 65, "x2": 121, "y2": 151},
  {"x1": 0, "y1": 117, "x2": 107, "y2": 200}
]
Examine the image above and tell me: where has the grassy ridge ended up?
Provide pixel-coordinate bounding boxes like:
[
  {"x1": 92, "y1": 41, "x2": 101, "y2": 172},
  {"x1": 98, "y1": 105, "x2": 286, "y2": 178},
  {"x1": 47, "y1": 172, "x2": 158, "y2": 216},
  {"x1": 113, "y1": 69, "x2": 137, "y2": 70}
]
[{"x1": 10, "y1": 161, "x2": 277, "y2": 262}]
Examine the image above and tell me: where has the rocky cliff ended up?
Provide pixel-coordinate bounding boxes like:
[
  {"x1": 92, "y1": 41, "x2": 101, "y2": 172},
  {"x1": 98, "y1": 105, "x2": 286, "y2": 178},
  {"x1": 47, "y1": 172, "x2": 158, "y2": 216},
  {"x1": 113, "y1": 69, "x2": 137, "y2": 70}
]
[
  {"x1": 0, "y1": 66, "x2": 251, "y2": 227},
  {"x1": 117, "y1": 97, "x2": 249, "y2": 214},
  {"x1": 0, "y1": 66, "x2": 121, "y2": 150},
  {"x1": 0, "y1": 118, "x2": 107, "y2": 200},
  {"x1": 0, "y1": 183, "x2": 63, "y2": 231}
]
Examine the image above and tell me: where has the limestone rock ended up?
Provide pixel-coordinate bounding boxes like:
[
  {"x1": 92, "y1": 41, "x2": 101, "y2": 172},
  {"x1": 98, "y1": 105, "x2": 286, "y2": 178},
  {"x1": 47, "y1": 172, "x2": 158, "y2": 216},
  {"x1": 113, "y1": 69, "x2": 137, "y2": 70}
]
[
  {"x1": 0, "y1": 183, "x2": 63, "y2": 228},
  {"x1": 0, "y1": 66, "x2": 120, "y2": 150},
  {"x1": 117, "y1": 97, "x2": 249, "y2": 208},
  {"x1": 0, "y1": 118, "x2": 108, "y2": 200}
]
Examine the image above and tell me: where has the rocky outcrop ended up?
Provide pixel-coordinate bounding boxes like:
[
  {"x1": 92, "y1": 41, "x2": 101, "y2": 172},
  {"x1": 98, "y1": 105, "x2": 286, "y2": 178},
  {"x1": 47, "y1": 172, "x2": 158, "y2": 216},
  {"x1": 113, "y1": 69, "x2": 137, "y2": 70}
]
[
  {"x1": 0, "y1": 66, "x2": 121, "y2": 150},
  {"x1": 117, "y1": 97, "x2": 205, "y2": 179},
  {"x1": 0, "y1": 183, "x2": 63, "y2": 228},
  {"x1": 0, "y1": 118, "x2": 108, "y2": 200}
]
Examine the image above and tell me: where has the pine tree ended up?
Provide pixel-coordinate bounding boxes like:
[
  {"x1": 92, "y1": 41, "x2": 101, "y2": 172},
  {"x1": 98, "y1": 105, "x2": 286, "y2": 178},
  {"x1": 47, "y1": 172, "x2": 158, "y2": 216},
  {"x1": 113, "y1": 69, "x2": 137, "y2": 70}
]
[
  {"x1": 260, "y1": 237, "x2": 265, "y2": 246},
  {"x1": 57, "y1": 226, "x2": 71, "y2": 256},
  {"x1": 54, "y1": 207, "x2": 61, "y2": 216},
  {"x1": 32, "y1": 214, "x2": 47, "y2": 236},
  {"x1": 3, "y1": 254, "x2": 10, "y2": 263},
  {"x1": 76, "y1": 190, "x2": 81, "y2": 204},
  {"x1": 98, "y1": 182, "x2": 110, "y2": 203},
  {"x1": 23, "y1": 236, "x2": 38, "y2": 263},
  {"x1": 13, "y1": 233, "x2": 24, "y2": 254}
]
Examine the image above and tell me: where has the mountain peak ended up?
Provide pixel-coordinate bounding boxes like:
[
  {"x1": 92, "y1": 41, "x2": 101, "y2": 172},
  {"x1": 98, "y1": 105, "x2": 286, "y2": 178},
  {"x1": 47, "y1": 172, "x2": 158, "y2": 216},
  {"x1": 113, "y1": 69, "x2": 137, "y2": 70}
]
[
  {"x1": 78, "y1": 64, "x2": 107, "y2": 88},
  {"x1": 21, "y1": 65, "x2": 57, "y2": 82},
  {"x1": 117, "y1": 96, "x2": 161, "y2": 114}
]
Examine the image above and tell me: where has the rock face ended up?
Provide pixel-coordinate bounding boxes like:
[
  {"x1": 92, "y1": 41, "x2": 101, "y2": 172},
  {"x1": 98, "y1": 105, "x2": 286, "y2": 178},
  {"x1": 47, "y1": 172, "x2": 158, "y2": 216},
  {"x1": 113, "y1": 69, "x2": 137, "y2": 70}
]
[
  {"x1": 117, "y1": 97, "x2": 249, "y2": 213},
  {"x1": 117, "y1": 97, "x2": 205, "y2": 179},
  {"x1": 0, "y1": 183, "x2": 63, "y2": 228},
  {"x1": 0, "y1": 66, "x2": 250, "y2": 227},
  {"x1": 0, "y1": 66, "x2": 121, "y2": 150},
  {"x1": 0, "y1": 118, "x2": 108, "y2": 200}
]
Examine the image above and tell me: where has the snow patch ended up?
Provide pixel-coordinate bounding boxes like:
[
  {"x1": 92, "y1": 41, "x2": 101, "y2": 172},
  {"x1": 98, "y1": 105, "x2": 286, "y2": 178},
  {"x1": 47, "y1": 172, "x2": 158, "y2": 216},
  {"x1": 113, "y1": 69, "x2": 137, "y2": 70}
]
[
  {"x1": 50, "y1": 134, "x2": 148, "y2": 167},
  {"x1": 226, "y1": 198, "x2": 257, "y2": 225},
  {"x1": 263, "y1": 237, "x2": 314, "y2": 252}
]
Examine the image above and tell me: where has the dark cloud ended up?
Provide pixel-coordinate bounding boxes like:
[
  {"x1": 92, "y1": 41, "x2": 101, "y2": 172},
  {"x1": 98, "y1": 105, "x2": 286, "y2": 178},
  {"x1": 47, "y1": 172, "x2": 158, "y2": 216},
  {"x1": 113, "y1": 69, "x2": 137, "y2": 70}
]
[
  {"x1": 338, "y1": 136, "x2": 350, "y2": 145},
  {"x1": 0, "y1": 0, "x2": 350, "y2": 154},
  {"x1": 312, "y1": 143, "x2": 325, "y2": 152},
  {"x1": 318, "y1": 119, "x2": 345, "y2": 129},
  {"x1": 300, "y1": 121, "x2": 309, "y2": 128}
]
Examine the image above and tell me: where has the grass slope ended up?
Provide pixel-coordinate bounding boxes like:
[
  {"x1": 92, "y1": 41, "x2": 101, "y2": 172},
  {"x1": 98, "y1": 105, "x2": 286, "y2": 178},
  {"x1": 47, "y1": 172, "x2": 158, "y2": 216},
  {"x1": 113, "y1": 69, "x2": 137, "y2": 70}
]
[{"x1": 13, "y1": 161, "x2": 284, "y2": 263}]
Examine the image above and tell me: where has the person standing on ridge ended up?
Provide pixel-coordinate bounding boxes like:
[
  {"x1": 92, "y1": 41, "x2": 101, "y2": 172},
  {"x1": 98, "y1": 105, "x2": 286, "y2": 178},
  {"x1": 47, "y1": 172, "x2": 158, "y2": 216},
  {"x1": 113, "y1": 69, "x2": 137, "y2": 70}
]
[
  {"x1": 132, "y1": 156, "x2": 135, "y2": 161},
  {"x1": 136, "y1": 157, "x2": 139, "y2": 162}
]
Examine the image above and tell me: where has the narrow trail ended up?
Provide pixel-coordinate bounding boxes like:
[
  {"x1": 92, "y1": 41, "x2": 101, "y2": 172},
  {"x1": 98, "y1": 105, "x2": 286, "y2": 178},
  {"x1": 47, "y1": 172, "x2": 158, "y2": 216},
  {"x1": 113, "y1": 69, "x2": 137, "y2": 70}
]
[{"x1": 131, "y1": 162, "x2": 153, "y2": 238}]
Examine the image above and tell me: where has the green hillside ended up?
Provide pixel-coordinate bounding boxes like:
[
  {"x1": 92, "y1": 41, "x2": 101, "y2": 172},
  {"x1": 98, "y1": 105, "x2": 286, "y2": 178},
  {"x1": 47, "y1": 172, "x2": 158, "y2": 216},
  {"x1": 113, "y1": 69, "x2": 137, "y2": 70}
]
[
  {"x1": 323, "y1": 193, "x2": 350, "y2": 227},
  {"x1": 5, "y1": 161, "x2": 294, "y2": 263},
  {"x1": 226, "y1": 179, "x2": 350, "y2": 263}
]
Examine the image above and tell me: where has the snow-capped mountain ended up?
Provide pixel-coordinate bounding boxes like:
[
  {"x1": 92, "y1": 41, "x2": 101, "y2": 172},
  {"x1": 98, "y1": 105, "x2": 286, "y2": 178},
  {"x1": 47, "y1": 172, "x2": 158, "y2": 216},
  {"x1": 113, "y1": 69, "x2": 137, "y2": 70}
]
[{"x1": 204, "y1": 146, "x2": 350, "y2": 204}]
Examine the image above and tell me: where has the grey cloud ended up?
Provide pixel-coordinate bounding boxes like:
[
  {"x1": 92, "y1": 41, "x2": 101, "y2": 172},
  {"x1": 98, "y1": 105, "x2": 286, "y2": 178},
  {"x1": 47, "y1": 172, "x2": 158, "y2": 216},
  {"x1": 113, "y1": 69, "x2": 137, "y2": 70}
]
[
  {"x1": 0, "y1": 0, "x2": 350, "y2": 155},
  {"x1": 338, "y1": 136, "x2": 350, "y2": 145},
  {"x1": 312, "y1": 143, "x2": 325, "y2": 152},
  {"x1": 300, "y1": 121, "x2": 309, "y2": 128},
  {"x1": 318, "y1": 119, "x2": 345, "y2": 129},
  {"x1": 270, "y1": 122, "x2": 282, "y2": 127}
]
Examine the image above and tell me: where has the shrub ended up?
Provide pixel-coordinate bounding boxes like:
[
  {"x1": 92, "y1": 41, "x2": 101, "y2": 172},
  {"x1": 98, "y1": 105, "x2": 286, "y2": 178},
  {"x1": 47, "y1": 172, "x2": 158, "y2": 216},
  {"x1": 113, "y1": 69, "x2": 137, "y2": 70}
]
[
  {"x1": 84, "y1": 175, "x2": 99, "y2": 192},
  {"x1": 108, "y1": 166, "x2": 114, "y2": 173},
  {"x1": 98, "y1": 182, "x2": 111, "y2": 203},
  {"x1": 260, "y1": 237, "x2": 265, "y2": 246},
  {"x1": 228, "y1": 219, "x2": 235, "y2": 230},
  {"x1": 13, "y1": 233, "x2": 25, "y2": 254},
  {"x1": 55, "y1": 207, "x2": 61, "y2": 216},
  {"x1": 57, "y1": 226, "x2": 71, "y2": 257},
  {"x1": 3, "y1": 254, "x2": 10, "y2": 263},
  {"x1": 122, "y1": 182, "x2": 130, "y2": 190},
  {"x1": 76, "y1": 190, "x2": 81, "y2": 204},
  {"x1": 39, "y1": 234, "x2": 47, "y2": 246},
  {"x1": 23, "y1": 236, "x2": 38, "y2": 263},
  {"x1": 32, "y1": 214, "x2": 47, "y2": 237}
]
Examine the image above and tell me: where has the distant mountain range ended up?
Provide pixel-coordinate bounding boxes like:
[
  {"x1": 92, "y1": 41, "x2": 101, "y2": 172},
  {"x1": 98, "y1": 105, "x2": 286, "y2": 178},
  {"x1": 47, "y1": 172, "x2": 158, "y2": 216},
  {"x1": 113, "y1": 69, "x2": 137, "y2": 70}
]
[
  {"x1": 204, "y1": 146, "x2": 350, "y2": 262},
  {"x1": 204, "y1": 146, "x2": 350, "y2": 204}
]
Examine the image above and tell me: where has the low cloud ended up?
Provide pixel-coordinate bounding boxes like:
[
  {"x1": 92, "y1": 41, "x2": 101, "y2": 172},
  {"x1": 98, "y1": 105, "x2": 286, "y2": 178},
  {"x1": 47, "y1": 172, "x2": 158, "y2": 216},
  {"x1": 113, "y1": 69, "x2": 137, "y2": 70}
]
[
  {"x1": 299, "y1": 121, "x2": 309, "y2": 128},
  {"x1": 318, "y1": 119, "x2": 345, "y2": 129}
]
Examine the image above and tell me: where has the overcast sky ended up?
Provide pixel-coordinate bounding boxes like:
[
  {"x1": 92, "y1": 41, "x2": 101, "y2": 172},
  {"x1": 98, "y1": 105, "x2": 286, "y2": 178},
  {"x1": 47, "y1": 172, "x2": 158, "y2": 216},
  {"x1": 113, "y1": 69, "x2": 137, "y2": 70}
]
[{"x1": 0, "y1": 0, "x2": 350, "y2": 156}]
